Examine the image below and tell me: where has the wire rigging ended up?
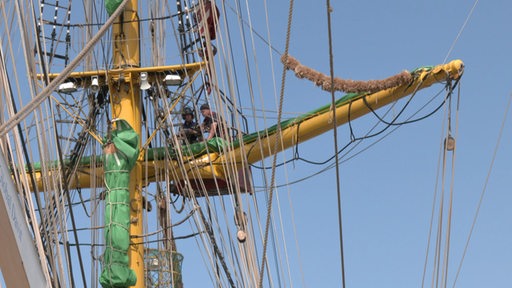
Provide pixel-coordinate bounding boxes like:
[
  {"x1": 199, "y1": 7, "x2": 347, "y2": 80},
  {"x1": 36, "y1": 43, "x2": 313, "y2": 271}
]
[
  {"x1": 324, "y1": 1, "x2": 347, "y2": 286},
  {"x1": 250, "y1": 83, "x2": 454, "y2": 171},
  {"x1": 258, "y1": 0, "x2": 294, "y2": 286},
  {"x1": 451, "y1": 91, "x2": 512, "y2": 287},
  {"x1": 443, "y1": 0, "x2": 479, "y2": 64}
]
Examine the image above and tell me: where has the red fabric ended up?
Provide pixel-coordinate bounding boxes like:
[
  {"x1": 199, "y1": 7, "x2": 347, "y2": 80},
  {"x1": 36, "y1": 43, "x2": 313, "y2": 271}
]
[{"x1": 195, "y1": 1, "x2": 220, "y2": 40}]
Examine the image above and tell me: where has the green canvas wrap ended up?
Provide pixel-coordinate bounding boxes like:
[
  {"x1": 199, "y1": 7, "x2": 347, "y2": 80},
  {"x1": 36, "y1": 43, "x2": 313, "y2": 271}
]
[
  {"x1": 100, "y1": 120, "x2": 139, "y2": 287},
  {"x1": 147, "y1": 136, "x2": 228, "y2": 160},
  {"x1": 105, "y1": 0, "x2": 123, "y2": 15}
]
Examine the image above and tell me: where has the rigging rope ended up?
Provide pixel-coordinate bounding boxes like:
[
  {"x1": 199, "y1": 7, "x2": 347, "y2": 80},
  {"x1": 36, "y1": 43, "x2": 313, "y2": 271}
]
[
  {"x1": 0, "y1": 41, "x2": 54, "y2": 282},
  {"x1": 325, "y1": 1, "x2": 347, "y2": 287},
  {"x1": 451, "y1": 91, "x2": 512, "y2": 287},
  {"x1": 441, "y1": 82, "x2": 458, "y2": 288},
  {"x1": 0, "y1": 0, "x2": 131, "y2": 137},
  {"x1": 282, "y1": 54, "x2": 412, "y2": 94},
  {"x1": 443, "y1": 0, "x2": 479, "y2": 64},
  {"x1": 421, "y1": 98, "x2": 448, "y2": 288},
  {"x1": 9, "y1": 1, "x2": 74, "y2": 284},
  {"x1": 250, "y1": 84, "x2": 452, "y2": 174},
  {"x1": 418, "y1": 81, "x2": 459, "y2": 288},
  {"x1": 258, "y1": 0, "x2": 294, "y2": 287}
]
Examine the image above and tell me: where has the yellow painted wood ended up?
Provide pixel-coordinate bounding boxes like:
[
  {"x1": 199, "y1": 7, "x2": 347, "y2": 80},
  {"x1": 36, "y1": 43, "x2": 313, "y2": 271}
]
[
  {"x1": 232, "y1": 60, "x2": 464, "y2": 164},
  {"x1": 36, "y1": 62, "x2": 204, "y2": 81},
  {"x1": 26, "y1": 60, "x2": 464, "y2": 201},
  {"x1": 110, "y1": 1, "x2": 144, "y2": 286}
]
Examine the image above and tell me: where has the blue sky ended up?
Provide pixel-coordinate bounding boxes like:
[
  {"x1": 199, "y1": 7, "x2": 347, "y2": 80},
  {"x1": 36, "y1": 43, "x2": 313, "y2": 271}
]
[{"x1": 306, "y1": 1, "x2": 509, "y2": 288}]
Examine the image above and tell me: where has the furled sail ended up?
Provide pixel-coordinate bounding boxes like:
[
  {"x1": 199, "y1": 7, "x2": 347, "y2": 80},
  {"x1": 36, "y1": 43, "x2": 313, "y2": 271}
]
[
  {"x1": 100, "y1": 120, "x2": 139, "y2": 287},
  {"x1": 105, "y1": 0, "x2": 123, "y2": 15}
]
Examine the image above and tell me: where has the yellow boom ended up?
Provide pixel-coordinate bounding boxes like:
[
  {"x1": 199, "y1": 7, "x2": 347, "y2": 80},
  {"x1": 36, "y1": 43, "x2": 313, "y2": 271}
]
[{"x1": 25, "y1": 59, "x2": 463, "y2": 195}]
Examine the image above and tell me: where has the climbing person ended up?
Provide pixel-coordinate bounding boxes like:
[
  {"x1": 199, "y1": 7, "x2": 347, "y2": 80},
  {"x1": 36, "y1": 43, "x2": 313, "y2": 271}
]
[
  {"x1": 193, "y1": 0, "x2": 220, "y2": 95},
  {"x1": 200, "y1": 103, "x2": 227, "y2": 141},
  {"x1": 179, "y1": 106, "x2": 202, "y2": 144}
]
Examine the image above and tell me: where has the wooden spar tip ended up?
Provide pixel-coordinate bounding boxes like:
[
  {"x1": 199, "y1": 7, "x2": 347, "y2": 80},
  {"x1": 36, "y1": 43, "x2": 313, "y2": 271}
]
[{"x1": 281, "y1": 55, "x2": 464, "y2": 94}]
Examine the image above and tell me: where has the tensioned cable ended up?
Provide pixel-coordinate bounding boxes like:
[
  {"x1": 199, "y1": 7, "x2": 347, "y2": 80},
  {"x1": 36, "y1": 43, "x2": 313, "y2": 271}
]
[
  {"x1": 45, "y1": 12, "x2": 178, "y2": 27},
  {"x1": 222, "y1": 1, "x2": 279, "y2": 286},
  {"x1": 362, "y1": 81, "x2": 459, "y2": 126},
  {"x1": 239, "y1": 0, "x2": 296, "y2": 284},
  {"x1": 258, "y1": 0, "x2": 294, "y2": 286},
  {"x1": 441, "y1": 82, "x2": 459, "y2": 288},
  {"x1": 176, "y1": 14, "x2": 248, "y2": 284},
  {"x1": 247, "y1": 89, "x2": 444, "y2": 194},
  {"x1": 13, "y1": 1, "x2": 70, "y2": 283},
  {"x1": 421, "y1": 95, "x2": 450, "y2": 288},
  {"x1": 249, "y1": 84, "x2": 450, "y2": 171},
  {"x1": 34, "y1": 2, "x2": 93, "y2": 280},
  {"x1": 153, "y1": 5, "x2": 244, "y2": 280},
  {"x1": 212, "y1": 0, "x2": 265, "y2": 285},
  {"x1": 46, "y1": 4, "x2": 283, "y2": 62},
  {"x1": 50, "y1": 101, "x2": 88, "y2": 286},
  {"x1": 432, "y1": 103, "x2": 449, "y2": 288},
  {"x1": 213, "y1": 2, "x2": 288, "y2": 282},
  {"x1": 266, "y1": 61, "x2": 301, "y2": 288},
  {"x1": 443, "y1": 0, "x2": 479, "y2": 64},
  {"x1": 225, "y1": 1, "x2": 280, "y2": 283},
  {"x1": 325, "y1": 1, "x2": 346, "y2": 286},
  {"x1": 451, "y1": 92, "x2": 512, "y2": 287},
  {"x1": 419, "y1": 82, "x2": 459, "y2": 288},
  {"x1": 50, "y1": 90, "x2": 106, "y2": 286},
  {"x1": 251, "y1": 85, "x2": 452, "y2": 193},
  {"x1": 42, "y1": 1, "x2": 135, "y2": 285},
  {"x1": 0, "y1": 0, "x2": 131, "y2": 137},
  {"x1": 224, "y1": 2, "x2": 281, "y2": 56},
  {"x1": 0, "y1": 18, "x2": 55, "y2": 284},
  {"x1": 0, "y1": 10, "x2": 53, "y2": 272}
]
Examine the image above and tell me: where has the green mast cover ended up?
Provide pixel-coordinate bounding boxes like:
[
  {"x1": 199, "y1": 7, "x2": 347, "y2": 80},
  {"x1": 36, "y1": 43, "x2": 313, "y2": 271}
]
[
  {"x1": 105, "y1": 0, "x2": 123, "y2": 15},
  {"x1": 100, "y1": 120, "x2": 139, "y2": 287}
]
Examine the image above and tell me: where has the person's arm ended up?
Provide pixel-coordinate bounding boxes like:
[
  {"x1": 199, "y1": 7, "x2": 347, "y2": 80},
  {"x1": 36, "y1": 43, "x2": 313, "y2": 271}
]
[
  {"x1": 192, "y1": 125, "x2": 201, "y2": 135},
  {"x1": 185, "y1": 127, "x2": 199, "y2": 135},
  {"x1": 207, "y1": 122, "x2": 218, "y2": 140}
]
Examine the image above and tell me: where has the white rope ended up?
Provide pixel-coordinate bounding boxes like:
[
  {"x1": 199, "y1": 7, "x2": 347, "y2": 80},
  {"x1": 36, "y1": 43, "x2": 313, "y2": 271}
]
[
  {"x1": 0, "y1": 0, "x2": 132, "y2": 136},
  {"x1": 443, "y1": 0, "x2": 479, "y2": 64},
  {"x1": 451, "y1": 92, "x2": 512, "y2": 287},
  {"x1": 0, "y1": 43, "x2": 53, "y2": 286}
]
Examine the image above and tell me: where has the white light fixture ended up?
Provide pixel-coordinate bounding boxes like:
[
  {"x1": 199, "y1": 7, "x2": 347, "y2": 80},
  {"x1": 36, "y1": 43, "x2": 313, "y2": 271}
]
[
  {"x1": 150, "y1": 258, "x2": 159, "y2": 269},
  {"x1": 58, "y1": 81, "x2": 77, "y2": 93},
  {"x1": 237, "y1": 230, "x2": 247, "y2": 243},
  {"x1": 140, "y1": 72, "x2": 151, "y2": 90},
  {"x1": 91, "y1": 76, "x2": 99, "y2": 92},
  {"x1": 163, "y1": 74, "x2": 182, "y2": 86}
]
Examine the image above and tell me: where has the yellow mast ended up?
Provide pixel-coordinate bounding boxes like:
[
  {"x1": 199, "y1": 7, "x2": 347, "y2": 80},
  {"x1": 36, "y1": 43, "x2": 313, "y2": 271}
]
[{"x1": 110, "y1": 0, "x2": 144, "y2": 286}]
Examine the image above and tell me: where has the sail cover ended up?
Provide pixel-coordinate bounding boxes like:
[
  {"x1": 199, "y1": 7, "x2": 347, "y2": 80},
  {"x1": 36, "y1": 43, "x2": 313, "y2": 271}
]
[
  {"x1": 105, "y1": 0, "x2": 123, "y2": 15},
  {"x1": 100, "y1": 120, "x2": 139, "y2": 287}
]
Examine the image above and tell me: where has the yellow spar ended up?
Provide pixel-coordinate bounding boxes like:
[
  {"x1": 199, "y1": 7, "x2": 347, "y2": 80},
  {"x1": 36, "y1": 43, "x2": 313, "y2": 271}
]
[{"x1": 26, "y1": 59, "x2": 463, "y2": 195}]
